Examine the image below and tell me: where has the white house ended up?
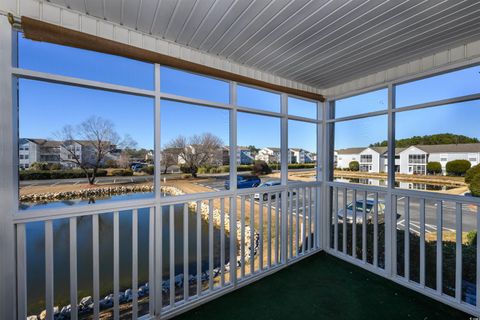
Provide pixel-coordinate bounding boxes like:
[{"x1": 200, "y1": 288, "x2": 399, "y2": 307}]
[
  {"x1": 256, "y1": 147, "x2": 281, "y2": 164},
  {"x1": 335, "y1": 147, "x2": 365, "y2": 169},
  {"x1": 335, "y1": 143, "x2": 480, "y2": 175},
  {"x1": 289, "y1": 148, "x2": 314, "y2": 164},
  {"x1": 398, "y1": 143, "x2": 480, "y2": 175}
]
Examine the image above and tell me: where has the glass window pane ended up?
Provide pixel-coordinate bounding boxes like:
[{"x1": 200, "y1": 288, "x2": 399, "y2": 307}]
[
  {"x1": 160, "y1": 100, "x2": 229, "y2": 196},
  {"x1": 288, "y1": 120, "x2": 317, "y2": 182},
  {"x1": 237, "y1": 85, "x2": 280, "y2": 113},
  {"x1": 335, "y1": 88, "x2": 388, "y2": 118},
  {"x1": 395, "y1": 101, "x2": 480, "y2": 196},
  {"x1": 160, "y1": 66, "x2": 229, "y2": 103},
  {"x1": 18, "y1": 79, "x2": 154, "y2": 211},
  {"x1": 333, "y1": 115, "x2": 388, "y2": 186},
  {"x1": 18, "y1": 34, "x2": 154, "y2": 90},
  {"x1": 396, "y1": 65, "x2": 480, "y2": 108},
  {"x1": 288, "y1": 96, "x2": 317, "y2": 119},
  {"x1": 237, "y1": 112, "x2": 281, "y2": 185}
]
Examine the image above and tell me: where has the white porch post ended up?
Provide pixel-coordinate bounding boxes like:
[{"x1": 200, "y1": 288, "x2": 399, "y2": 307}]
[{"x1": 0, "y1": 14, "x2": 17, "y2": 320}]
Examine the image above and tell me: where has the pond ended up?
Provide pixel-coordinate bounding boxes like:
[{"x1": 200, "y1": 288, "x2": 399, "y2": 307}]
[{"x1": 25, "y1": 204, "x2": 231, "y2": 315}]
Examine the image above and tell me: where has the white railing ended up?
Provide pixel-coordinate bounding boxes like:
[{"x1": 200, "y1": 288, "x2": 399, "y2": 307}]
[
  {"x1": 326, "y1": 181, "x2": 480, "y2": 316},
  {"x1": 14, "y1": 182, "x2": 321, "y2": 320}
]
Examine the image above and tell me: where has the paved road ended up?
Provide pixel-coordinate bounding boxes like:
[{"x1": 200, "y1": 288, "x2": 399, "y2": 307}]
[
  {"x1": 335, "y1": 192, "x2": 477, "y2": 234},
  {"x1": 197, "y1": 176, "x2": 315, "y2": 218}
]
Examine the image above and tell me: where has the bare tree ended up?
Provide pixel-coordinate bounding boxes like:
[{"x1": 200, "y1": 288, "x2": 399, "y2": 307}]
[
  {"x1": 167, "y1": 133, "x2": 223, "y2": 178},
  {"x1": 57, "y1": 116, "x2": 132, "y2": 185},
  {"x1": 161, "y1": 147, "x2": 180, "y2": 174}
]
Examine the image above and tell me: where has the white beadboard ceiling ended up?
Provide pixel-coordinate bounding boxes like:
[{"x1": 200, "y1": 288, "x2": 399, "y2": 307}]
[{"x1": 45, "y1": 0, "x2": 480, "y2": 88}]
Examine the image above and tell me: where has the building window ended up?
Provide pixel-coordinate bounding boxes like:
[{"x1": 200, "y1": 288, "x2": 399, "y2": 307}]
[{"x1": 360, "y1": 155, "x2": 372, "y2": 163}]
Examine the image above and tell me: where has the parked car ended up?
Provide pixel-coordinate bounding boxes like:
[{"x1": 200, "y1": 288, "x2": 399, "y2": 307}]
[
  {"x1": 224, "y1": 175, "x2": 261, "y2": 190},
  {"x1": 254, "y1": 180, "x2": 296, "y2": 201},
  {"x1": 337, "y1": 199, "x2": 386, "y2": 224},
  {"x1": 131, "y1": 163, "x2": 146, "y2": 172}
]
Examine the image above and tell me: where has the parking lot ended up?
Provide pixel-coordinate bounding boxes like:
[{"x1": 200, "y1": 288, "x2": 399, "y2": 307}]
[{"x1": 335, "y1": 191, "x2": 477, "y2": 235}]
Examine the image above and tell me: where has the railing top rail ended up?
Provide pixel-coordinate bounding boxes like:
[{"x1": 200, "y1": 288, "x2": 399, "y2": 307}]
[{"x1": 326, "y1": 181, "x2": 387, "y2": 194}]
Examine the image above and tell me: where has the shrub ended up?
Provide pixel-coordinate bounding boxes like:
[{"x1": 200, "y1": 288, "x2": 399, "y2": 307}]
[
  {"x1": 197, "y1": 167, "x2": 208, "y2": 174},
  {"x1": 288, "y1": 163, "x2": 315, "y2": 169},
  {"x1": 237, "y1": 165, "x2": 253, "y2": 172},
  {"x1": 470, "y1": 173, "x2": 480, "y2": 197},
  {"x1": 466, "y1": 230, "x2": 477, "y2": 246},
  {"x1": 349, "y1": 161, "x2": 360, "y2": 171},
  {"x1": 141, "y1": 166, "x2": 154, "y2": 175},
  {"x1": 446, "y1": 160, "x2": 471, "y2": 176},
  {"x1": 180, "y1": 165, "x2": 192, "y2": 173},
  {"x1": 19, "y1": 169, "x2": 107, "y2": 180},
  {"x1": 252, "y1": 160, "x2": 272, "y2": 175},
  {"x1": 465, "y1": 164, "x2": 480, "y2": 183},
  {"x1": 426, "y1": 161, "x2": 442, "y2": 175},
  {"x1": 111, "y1": 169, "x2": 133, "y2": 176},
  {"x1": 104, "y1": 159, "x2": 118, "y2": 168},
  {"x1": 30, "y1": 162, "x2": 49, "y2": 171},
  {"x1": 48, "y1": 163, "x2": 63, "y2": 171}
]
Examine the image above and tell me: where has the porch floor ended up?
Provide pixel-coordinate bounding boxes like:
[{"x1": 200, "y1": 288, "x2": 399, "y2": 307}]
[{"x1": 174, "y1": 252, "x2": 470, "y2": 320}]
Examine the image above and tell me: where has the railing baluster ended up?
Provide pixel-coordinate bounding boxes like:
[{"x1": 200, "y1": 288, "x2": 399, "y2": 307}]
[
  {"x1": 132, "y1": 209, "x2": 138, "y2": 319},
  {"x1": 362, "y1": 191, "x2": 367, "y2": 262},
  {"x1": 92, "y1": 215, "x2": 99, "y2": 319},
  {"x1": 16, "y1": 224, "x2": 27, "y2": 320},
  {"x1": 334, "y1": 187, "x2": 338, "y2": 252},
  {"x1": 392, "y1": 195, "x2": 398, "y2": 277},
  {"x1": 183, "y1": 204, "x2": 189, "y2": 301},
  {"x1": 343, "y1": 188, "x2": 347, "y2": 254},
  {"x1": 275, "y1": 193, "x2": 280, "y2": 265},
  {"x1": 220, "y1": 198, "x2": 225, "y2": 287},
  {"x1": 250, "y1": 195, "x2": 255, "y2": 275},
  {"x1": 209, "y1": 199, "x2": 214, "y2": 290},
  {"x1": 113, "y1": 211, "x2": 120, "y2": 319},
  {"x1": 196, "y1": 201, "x2": 202, "y2": 297},
  {"x1": 267, "y1": 194, "x2": 272, "y2": 268},
  {"x1": 156, "y1": 206, "x2": 163, "y2": 312},
  {"x1": 373, "y1": 193, "x2": 378, "y2": 268},
  {"x1": 455, "y1": 203, "x2": 462, "y2": 302},
  {"x1": 69, "y1": 218, "x2": 78, "y2": 320},
  {"x1": 307, "y1": 187, "x2": 311, "y2": 252},
  {"x1": 149, "y1": 207, "x2": 155, "y2": 315},
  {"x1": 309, "y1": 187, "x2": 314, "y2": 252},
  {"x1": 169, "y1": 205, "x2": 175, "y2": 306},
  {"x1": 296, "y1": 188, "x2": 300, "y2": 256},
  {"x1": 302, "y1": 187, "x2": 307, "y2": 254},
  {"x1": 419, "y1": 199, "x2": 426, "y2": 287},
  {"x1": 404, "y1": 197, "x2": 410, "y2": 281},
  {"x1": 229, "y1": 197, "x2": 236, "y2": 285},
  {"x1": 289, "y1": 188, "x2": 293, "y2": 259},
  {"x1": 241, "y1": 196, "x2": 245, "y2": 278},
  {"x1": 352, "y1": 189, "x2": 357, "y2": 259},
  {"x1": 259, "y1": 194, "x2": 264, "y2": 271},
  {"x1": 45, "y1": 220, "x2": 54, "y2": 320},
  {"x1": 436, "y1": 201, "x2": 443, "y2": 294}
]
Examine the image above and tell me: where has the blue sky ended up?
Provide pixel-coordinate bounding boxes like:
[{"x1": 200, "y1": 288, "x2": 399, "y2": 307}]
[{"x1": 18, "y1": 34, "x2": 480, "y2": 152}]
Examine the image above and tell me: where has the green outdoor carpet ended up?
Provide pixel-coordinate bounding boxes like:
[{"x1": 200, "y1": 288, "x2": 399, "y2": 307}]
[{"x1": 174, "y1": 252, "x2": 471, "y2": 320}]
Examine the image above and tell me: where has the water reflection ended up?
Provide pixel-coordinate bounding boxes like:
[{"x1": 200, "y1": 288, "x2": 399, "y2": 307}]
[{"x1": 26, "y1": 205, "x2": 230, "y2": 315}]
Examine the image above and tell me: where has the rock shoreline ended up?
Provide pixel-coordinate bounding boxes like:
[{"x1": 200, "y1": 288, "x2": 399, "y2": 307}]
[{"x1": 27, "y1": 185, "x2": 260, "y2": 319}]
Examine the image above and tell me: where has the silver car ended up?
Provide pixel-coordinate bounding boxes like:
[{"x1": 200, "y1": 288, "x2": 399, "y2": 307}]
[{"x1": 337, "y1": 199, "x2": 385, "y2": 224}]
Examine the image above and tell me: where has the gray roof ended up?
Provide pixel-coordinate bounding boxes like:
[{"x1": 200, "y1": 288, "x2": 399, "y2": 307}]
[
  {"x1": 336, "y1": 147, "x2": 366, "y2": 155},
  {"x1": 410, "y1": 143, "x2": 480, "y2": 154},
  {"x1": 337, "y1": 143, "x2": 480, "y2": 155}
]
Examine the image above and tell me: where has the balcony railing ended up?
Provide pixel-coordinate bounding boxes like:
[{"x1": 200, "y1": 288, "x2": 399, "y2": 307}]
[
  {"x1": 14, "y1": 182, "x2": 321, "y2": 319},
  {"x1": 327, "y1": 181, "x2": 480, "y2": 315}
]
